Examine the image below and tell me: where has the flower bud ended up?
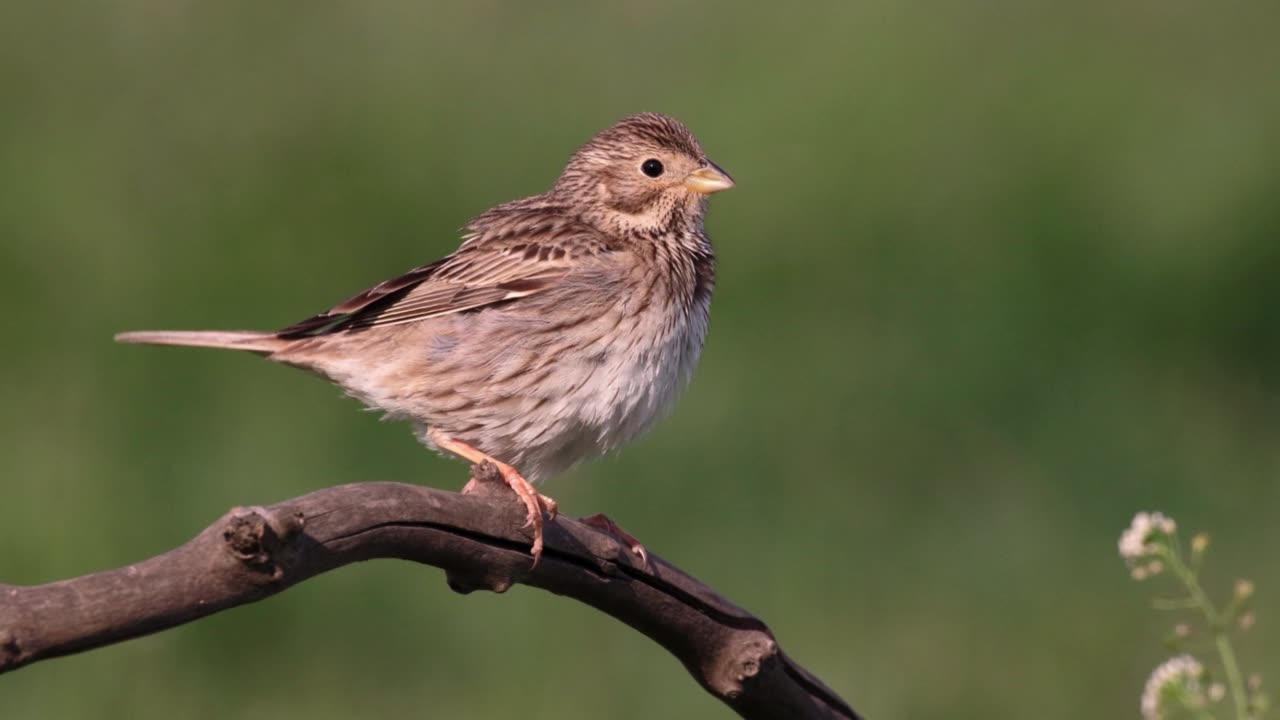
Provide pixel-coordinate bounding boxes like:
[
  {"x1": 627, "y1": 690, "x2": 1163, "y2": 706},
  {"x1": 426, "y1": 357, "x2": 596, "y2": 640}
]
[{"x1": 1235, "y1": 579, "x2": 1255, "y2": 600}]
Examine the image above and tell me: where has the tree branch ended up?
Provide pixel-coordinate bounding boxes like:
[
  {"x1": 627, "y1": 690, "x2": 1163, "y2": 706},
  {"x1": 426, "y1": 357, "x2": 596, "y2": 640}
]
[{"x1": 0, "y1": 466, "x2": 859, "y2": 720}]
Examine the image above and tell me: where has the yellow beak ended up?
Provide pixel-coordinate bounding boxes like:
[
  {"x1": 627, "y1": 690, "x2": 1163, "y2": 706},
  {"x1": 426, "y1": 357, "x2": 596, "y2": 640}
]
[{"x1": 684, "y1": 162, "x2": 735, "y2": 194}]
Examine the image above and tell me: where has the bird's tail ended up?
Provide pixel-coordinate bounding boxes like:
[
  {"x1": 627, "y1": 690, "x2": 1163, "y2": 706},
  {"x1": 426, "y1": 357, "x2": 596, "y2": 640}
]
[{"x1": 114, "y1": 330, "x2": 289, "y2": 355}]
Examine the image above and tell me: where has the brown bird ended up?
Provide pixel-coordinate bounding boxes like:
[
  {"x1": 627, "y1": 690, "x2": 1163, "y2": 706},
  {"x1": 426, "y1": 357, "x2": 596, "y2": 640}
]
[{"x1": 116, "y1": 113, "x2": 734, "y2": 566}]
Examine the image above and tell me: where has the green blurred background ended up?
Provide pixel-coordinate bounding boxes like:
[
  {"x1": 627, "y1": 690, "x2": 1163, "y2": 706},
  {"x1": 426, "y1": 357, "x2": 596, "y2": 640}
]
[{"x1": 2, "y1": 2, "x2": 1277, "y2": 718}]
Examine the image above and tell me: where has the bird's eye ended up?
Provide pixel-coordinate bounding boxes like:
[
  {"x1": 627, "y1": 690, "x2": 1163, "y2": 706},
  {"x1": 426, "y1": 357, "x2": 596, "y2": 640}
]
[{"x1": 640, "y1": 159, "x2": 665, "y2": 178}]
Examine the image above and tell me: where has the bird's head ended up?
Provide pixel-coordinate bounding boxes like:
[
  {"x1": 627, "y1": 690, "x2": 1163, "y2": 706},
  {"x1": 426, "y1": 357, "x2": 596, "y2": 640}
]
[{"x1": 555, "y1": 113, "x2": 733, "y2": 236}]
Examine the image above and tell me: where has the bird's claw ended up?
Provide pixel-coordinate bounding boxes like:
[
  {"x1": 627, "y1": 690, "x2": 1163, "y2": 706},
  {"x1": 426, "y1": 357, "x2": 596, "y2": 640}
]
[
  {"x1": 538, "y1": 493, "x2": 558, "y2": 520},
  {"x1": 429, "y1": 431, "x2": 555, "y2": 569},
  {"x1": 495, "y1": 464, "x2": 552, "y2": 568},
  {"x1": 580, "y1": 513, "x2": 650, "y2": 570}
]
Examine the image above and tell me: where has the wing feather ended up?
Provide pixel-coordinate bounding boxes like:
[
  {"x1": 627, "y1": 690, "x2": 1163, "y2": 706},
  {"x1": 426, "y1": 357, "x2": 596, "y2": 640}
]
[{"x1": 276, "y1": 210, "x2": 608, "y2": 338}]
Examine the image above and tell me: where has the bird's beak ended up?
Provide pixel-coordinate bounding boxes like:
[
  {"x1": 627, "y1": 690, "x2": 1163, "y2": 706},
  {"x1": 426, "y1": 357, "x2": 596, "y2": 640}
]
[{"x1": 684, "y1": 162, "x2": 735, "y2": 194}]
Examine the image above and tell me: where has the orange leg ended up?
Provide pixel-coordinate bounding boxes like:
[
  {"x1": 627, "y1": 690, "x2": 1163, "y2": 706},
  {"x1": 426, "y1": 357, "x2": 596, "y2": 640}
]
[{"x1": 428, "y1": 429, "x2": 556, "y2": 566}]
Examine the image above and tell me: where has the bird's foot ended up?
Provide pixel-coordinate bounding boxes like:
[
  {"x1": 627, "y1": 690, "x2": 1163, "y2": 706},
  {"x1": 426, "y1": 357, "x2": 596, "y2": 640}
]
[
  {"x1": 489, "y1": 461, "x2": 553, "y2": 565},
  {"x1": 456, "y1": 453, "x2": 554, "y2": 568},
  {"x1": 432, "y1": 430, "x2": 555, "y2": 567},
  {"x1": 580, "y1": 513, "x2": 649, "y2": 569}
]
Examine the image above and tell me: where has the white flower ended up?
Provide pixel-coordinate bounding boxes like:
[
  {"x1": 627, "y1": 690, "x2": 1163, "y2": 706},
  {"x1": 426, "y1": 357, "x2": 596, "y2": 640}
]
[
  {"x1": 1120, "y1": 512, "x2": 1177, "y2": 562},
  {"x1": 1141, "y1": 655, "x2": 1205, "y2": 719}
]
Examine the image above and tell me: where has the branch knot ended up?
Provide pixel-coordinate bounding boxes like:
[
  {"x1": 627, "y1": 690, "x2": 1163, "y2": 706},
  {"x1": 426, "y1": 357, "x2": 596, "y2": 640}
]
[
  {"x1": 222, "y1": 506, "x2": 304, "y2": 580},
  {"x1": 0, "y1": 629, "x2": 22, "y2": 667}
]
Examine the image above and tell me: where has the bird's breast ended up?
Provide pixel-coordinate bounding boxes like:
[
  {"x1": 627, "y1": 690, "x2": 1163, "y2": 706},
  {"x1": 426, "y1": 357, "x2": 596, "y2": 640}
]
[
  {"x1": 412, "y1": 246, "x2": 714, "y2": 482},
  {"x1": 563, "y1": 276, "x2": 711, "y2": 453}
]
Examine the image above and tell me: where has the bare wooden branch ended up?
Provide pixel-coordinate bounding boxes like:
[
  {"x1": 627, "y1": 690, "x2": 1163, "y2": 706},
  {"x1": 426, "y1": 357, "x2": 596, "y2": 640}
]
[{"x1": 0, "y1": 467, "x2": 859, "y2": 720}]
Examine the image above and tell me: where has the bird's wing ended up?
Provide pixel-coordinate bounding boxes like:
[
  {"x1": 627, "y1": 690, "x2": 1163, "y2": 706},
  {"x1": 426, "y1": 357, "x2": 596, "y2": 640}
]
[{"x1": 276, "y1": 217, "x2": 612, "y2": 338}]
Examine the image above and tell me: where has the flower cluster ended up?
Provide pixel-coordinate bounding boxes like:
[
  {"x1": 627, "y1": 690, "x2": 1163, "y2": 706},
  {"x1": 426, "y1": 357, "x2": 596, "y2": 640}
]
[
  {"x1": 1119, "y1": 511, "x2": 1176, "y2": 580},
  {"x1": 1141, "y1": 655, "x2": 1205, "y2": 719},
  {"x1": 1120, "y1": 511, "x2": 1268, "y2": 719}
]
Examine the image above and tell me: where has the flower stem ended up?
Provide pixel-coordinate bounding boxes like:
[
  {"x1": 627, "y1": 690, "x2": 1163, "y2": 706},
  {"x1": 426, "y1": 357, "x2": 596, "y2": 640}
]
[
  {"x1": 1164, "y1": 544, "x2": 1250, "y2": 719},
  {"x1": 1216, "y1": 631, "x2": 1249, "y2": 720}
]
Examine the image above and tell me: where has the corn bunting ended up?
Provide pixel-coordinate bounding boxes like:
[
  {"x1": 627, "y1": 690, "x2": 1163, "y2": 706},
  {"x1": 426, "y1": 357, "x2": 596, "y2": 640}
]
[{"x1": 117, "y1": 113, "x2": 734, "y2": 566}]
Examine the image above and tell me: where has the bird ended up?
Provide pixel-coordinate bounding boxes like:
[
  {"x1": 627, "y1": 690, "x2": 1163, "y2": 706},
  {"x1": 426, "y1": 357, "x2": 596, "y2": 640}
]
[{"x1": 116, "y1": 113, "x2": 734, "y2": 567}]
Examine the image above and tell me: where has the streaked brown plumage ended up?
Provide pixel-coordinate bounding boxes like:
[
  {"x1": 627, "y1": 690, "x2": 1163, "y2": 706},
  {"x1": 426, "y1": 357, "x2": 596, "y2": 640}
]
[{"x1": 116, "y1": 113, "x2": 734, "y2": 565}]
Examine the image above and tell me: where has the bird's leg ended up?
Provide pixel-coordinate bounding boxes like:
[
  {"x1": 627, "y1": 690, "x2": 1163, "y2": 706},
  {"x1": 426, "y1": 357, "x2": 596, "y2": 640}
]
[
  {"x1": 428, "y1": 429, "x2": 556, "y2": 566},
  {"x1": 580, "y1": 513, "x2": 649, "y2": 568}
]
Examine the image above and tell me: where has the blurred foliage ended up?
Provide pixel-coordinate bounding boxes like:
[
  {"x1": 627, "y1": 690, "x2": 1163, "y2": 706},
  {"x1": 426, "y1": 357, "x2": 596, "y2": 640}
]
[{"x1": 2, "y1": 1, "x2": 1278, "y2": 718}]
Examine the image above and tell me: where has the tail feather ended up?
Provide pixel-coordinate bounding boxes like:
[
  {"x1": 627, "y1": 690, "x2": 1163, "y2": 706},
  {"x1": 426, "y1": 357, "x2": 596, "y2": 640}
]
[{"x1": 114, "y1": 330, "x2": 288, "y2": 354}]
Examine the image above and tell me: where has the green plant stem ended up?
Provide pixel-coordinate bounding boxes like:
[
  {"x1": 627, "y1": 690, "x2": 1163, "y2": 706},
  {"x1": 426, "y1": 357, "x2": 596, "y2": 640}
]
[
  {"x1": 1164, "y1": 545, "x2": 1249, "y2": 719},
  {"x1": 1216, "y1": 632, "x2": 1249, "y2": 719}
]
